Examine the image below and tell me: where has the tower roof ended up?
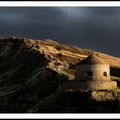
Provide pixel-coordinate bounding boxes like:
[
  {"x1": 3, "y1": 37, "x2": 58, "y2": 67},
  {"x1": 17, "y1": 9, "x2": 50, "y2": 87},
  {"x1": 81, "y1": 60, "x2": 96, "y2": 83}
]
[{"x1": 77, "y1": 54, "x2": 107, "y2": 65}]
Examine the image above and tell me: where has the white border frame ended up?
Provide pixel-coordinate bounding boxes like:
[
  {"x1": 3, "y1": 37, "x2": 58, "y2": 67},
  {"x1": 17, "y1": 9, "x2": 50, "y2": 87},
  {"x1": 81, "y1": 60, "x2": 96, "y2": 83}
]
[
  {"x1": 0, "y1": 1, "x2": 120, "y2": 119},
  {"x1": 0, "y1": 1, "x2": 120, "y2": 7}
]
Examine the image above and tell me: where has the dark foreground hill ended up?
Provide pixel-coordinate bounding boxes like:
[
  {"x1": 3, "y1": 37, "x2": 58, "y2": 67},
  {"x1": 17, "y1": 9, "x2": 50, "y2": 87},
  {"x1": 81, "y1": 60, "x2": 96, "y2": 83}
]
[{"x1": 0, "y1": 37, "x2": 120, "y2": 113}]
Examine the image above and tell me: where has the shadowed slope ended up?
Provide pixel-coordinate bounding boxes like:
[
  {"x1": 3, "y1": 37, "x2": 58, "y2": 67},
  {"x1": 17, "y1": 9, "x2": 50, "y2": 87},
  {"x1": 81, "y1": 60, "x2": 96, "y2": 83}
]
[{"x1": 0, "y1": 37, "x2": 119, "y2": 112}]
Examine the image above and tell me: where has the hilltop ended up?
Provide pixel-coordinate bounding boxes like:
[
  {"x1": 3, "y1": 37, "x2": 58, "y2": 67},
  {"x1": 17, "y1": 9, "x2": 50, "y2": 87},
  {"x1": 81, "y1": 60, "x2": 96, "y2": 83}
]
[
  {"x1": 1, "y1": 37, "x2": 120, "y2": 78},
  {"x1": 0, "y1": 37, "x2": 120, "y2": 113}
]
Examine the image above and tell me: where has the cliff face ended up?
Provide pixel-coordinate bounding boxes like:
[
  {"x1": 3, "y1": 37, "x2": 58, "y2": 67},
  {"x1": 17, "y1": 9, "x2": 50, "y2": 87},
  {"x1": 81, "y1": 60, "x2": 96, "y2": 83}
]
[
  {"x1": 0, "y1": 38, "x2": 59, "y2": 112},
  {"x1": 0, "y1": 37, "x2": 120, "y2": 113}
]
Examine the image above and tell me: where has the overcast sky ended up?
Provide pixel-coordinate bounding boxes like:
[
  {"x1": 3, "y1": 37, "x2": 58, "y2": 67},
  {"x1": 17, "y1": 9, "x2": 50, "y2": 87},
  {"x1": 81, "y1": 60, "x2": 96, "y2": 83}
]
[{"x1": 0, "y1": 7, "x2": 120, "y2": 57}]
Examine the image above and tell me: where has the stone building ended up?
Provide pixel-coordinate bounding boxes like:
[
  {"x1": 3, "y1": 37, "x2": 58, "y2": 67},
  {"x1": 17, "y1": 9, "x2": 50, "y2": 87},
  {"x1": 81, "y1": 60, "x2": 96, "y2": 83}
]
[
  {"x1": 64, "y1": 54, "x2": 117, "y2": 91},
  {"x1": 75, "y1": 54, "x2": 110, "y2": 81},
  {"x1": 73, "y1": 54, "x2": 117, "y2": 90}
]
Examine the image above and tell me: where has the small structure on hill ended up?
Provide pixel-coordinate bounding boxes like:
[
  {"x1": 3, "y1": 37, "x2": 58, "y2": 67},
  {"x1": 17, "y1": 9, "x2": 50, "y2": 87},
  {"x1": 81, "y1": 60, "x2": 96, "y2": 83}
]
[
  {"x1": 75, "y1": 54, "x2": 110, "y2": 81},
  {"x1": 65, "y1": 54, "x2": 117, "y2": 91}
]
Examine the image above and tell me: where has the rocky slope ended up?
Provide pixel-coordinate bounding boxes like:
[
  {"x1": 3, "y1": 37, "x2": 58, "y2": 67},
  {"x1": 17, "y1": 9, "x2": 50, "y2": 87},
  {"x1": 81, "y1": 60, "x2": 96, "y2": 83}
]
[{"x1": 0, "y1": 37, "x2": 120, "y2": 113}]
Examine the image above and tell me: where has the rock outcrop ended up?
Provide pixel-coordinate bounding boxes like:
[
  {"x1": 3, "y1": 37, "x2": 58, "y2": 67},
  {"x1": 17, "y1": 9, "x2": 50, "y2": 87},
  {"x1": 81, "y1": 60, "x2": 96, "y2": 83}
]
[{"x1": 0, "y1": 37, "x2": 120, "y2": 113}]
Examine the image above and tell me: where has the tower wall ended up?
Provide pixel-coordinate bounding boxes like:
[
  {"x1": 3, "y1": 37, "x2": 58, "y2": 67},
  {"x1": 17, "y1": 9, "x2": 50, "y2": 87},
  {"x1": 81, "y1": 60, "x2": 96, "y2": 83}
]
[
  {"x1": 75, "y1": 63, "x2": 110, "y2": 81},
  {"x1": 91, "y1": 64, "x2": 110, "y2": 81}
]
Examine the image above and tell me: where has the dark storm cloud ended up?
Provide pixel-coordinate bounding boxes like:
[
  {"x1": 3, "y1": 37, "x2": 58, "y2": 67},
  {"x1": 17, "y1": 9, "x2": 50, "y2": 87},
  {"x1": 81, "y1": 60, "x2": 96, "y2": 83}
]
[
  {"x1": 88, "y1": 7, "x2": 120, "y2": 15},
  {"x1": 0, "y1": 7, "x2": 120, "y2": 57},
  {"x1": 0, "y1": 7, "x2": 70, "y2": 41}
]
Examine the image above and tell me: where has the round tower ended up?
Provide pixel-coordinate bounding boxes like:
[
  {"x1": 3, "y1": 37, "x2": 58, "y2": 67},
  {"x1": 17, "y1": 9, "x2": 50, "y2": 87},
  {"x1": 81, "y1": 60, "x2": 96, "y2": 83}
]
[
  {"x1": 75, "y1": 54, "x2": 110, "y2": 81},
  {"x1": 74, "y1": 54, "x2": 117, "y2": 90}
]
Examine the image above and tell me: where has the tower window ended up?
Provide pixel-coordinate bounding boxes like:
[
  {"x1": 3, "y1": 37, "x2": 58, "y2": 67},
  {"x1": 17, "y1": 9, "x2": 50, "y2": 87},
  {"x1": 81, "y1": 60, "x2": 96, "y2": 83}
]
[
  {"x1": 87, "y1": 71, "x2": 92, "y2": 77},
  {"x1": 103, "y1": 72, "x2": 107, "y2": 77}
]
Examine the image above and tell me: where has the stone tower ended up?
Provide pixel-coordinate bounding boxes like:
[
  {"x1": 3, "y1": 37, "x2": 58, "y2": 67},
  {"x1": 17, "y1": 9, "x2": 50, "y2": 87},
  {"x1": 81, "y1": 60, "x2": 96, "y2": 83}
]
[{"x1": 74, "y1": 54, "x2": 117, "y2": 90}]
